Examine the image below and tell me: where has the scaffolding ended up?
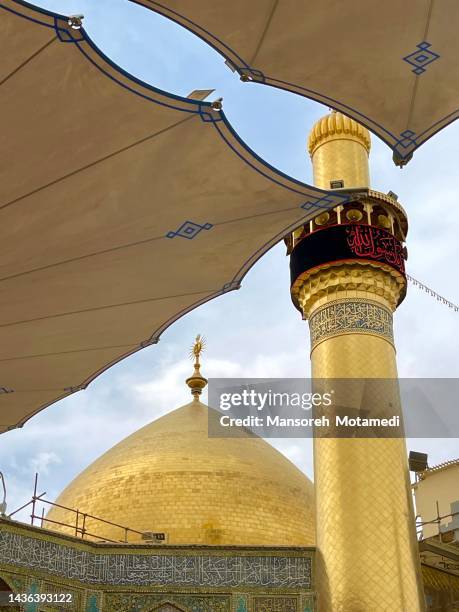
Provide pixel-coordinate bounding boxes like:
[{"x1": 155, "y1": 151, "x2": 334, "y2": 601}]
[{"x1": 7, "y1": 473, "x2": 160, "y2": 544}]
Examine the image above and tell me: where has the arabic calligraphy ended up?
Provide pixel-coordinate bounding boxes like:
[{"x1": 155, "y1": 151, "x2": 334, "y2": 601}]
[
  {"x1": 346, "y1": 225, "x2": 405, "y2": 273},
  {"x1": 254, "y1": 597, "x2": 298, "y2": 612},
  {"x1": 309, "y1": 300, "x2": 394, "y2": 348},
  {"x1": 0, "y1": 530, "x2": 312, "y2": 589},
  {"x1": 105, "y1": 593, "x2": 230, "y2": 612}
]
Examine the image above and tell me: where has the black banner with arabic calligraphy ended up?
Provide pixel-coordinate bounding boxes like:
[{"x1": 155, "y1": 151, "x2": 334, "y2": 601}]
[{"x1": 290, "y1": 223, "x2": 406, "y2": 287}]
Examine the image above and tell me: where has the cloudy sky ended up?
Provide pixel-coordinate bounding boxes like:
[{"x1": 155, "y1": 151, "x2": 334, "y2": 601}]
[{"x1": 2, "y1": 0, "x2": 458, "y2": 522}]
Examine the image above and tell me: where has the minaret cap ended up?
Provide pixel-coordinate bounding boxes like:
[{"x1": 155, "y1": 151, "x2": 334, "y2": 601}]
[
  {"x1": 308, "y1": 110, "x2": 371, "y2": 157},
  {"x1": 186, "y1": 334, "x2": 208, "y2": 399}
]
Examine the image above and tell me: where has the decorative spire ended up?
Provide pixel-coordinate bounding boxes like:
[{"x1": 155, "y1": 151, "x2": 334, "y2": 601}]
[
  {"x1": 186, "y1": 334, "x2": 208, "y2": 400},
  {"x1": 308, "y1": 110, "x2": 371, "y2": 157},
  {"x1": 307, "y1": 110, "x2": 371, "y2": 190}
]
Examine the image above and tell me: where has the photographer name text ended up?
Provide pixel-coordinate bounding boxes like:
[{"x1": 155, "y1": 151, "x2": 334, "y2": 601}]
[{"x1": 219, "y1": 415, "x2": 401, "y2": 428}]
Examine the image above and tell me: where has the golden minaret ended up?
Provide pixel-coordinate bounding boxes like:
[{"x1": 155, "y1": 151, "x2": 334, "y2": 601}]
[{"x1": 288, "y1": 111, "x2": 425, "y2": 610}]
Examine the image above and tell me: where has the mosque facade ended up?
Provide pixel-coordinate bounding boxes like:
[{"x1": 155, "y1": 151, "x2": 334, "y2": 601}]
[
  {"x1": 1, "y1": 352, "x2": 458, "y2": 611},
  {"x1": 0, "y1": 521, "x2": 315, "y2": 612},
  {"x1": 0, "y1": 353, "x2": 318, "y2": 612}
]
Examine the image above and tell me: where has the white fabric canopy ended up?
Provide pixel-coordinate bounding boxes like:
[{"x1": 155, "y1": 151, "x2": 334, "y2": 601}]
[
  {"x1": 0, "y1": 0, "x2": 345, "y2": 432},
  {"x1": 134, "y1": 0, "x2": 459, "y2": 163}
]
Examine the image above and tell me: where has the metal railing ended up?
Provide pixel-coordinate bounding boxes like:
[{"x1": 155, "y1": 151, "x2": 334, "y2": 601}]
[
  {"x1": 416, "y1": 502, "x2": 459, "y2": 543},
  {"x1": 8, "y1": 473, "x2": 146, "y2": 544}
]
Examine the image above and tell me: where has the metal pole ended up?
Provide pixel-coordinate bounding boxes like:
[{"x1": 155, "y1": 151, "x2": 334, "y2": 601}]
[
  {"x1": 0, "y1": 471, "x2": 7, "y2": 517},
  {"x1": 436, "y1": 500, "x2": 441, "y2": 540},
  {"x1": 31, "y1": 473, "x2": 38, "y2": 526}
]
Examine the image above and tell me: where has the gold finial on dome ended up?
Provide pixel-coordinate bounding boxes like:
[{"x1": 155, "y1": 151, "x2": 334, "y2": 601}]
[
  {"x1": 186, "y1": 334, "x2": 208, "y2": 399},
  {"x1": 308, "y1": 110, "x2": 371, "y2": 157}
]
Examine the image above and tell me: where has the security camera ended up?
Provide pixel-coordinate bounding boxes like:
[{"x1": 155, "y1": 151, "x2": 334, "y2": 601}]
[{"x1": 68, "y1": 15, "x2": 84, "y2": 29}]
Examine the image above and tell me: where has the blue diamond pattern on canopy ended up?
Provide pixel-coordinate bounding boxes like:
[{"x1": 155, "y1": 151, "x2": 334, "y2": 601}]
[{"x1": 131, "y1": 0, "x2": 458, "y2": 163}]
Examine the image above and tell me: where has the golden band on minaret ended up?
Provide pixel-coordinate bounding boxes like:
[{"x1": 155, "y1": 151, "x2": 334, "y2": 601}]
[{"x1": 288, "y1": 112, "x2": 425, "y2": 610}]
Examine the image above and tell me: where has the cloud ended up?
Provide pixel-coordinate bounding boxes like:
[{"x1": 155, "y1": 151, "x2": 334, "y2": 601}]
[{"x1": 29, "y1": 452, "x2": 62, "y2": 477}]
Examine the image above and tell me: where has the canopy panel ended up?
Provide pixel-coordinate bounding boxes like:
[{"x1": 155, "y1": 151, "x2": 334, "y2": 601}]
[
  {"x1": 0, "y1": 0, "x2": 345, "y2": 432},
  {"x1": 133, "y1": 0, "x2": 459, "y2": 162}
]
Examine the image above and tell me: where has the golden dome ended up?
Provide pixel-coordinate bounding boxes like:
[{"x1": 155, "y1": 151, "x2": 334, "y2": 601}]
[
  {"x1": 45, "y1": 400, "x2": 315, "y2": 546},
  {"x1": 308, "y1": 110, "x2": 371, "y2": 157}
]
